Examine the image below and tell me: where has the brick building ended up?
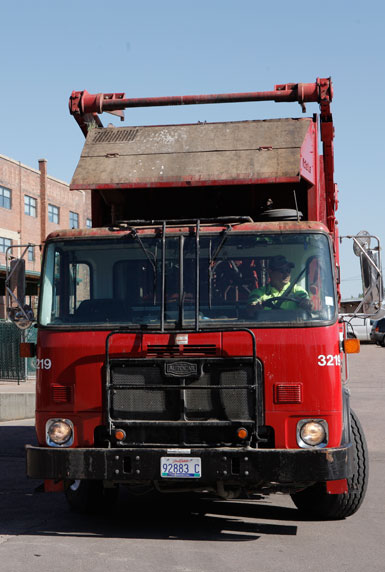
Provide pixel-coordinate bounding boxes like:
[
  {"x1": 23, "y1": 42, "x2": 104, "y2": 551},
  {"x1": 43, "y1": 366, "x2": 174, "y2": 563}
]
[{"x1": 0, "y1": 153, "x2": 91, "y2": 319}]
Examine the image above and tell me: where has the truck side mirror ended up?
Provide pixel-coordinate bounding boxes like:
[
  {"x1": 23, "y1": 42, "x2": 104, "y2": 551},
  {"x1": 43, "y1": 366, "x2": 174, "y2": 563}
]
[
  {"x1": 360, "y1": 250, "x2": 383, "y2": 314},
  {"x1": 6, "y1": 256, "x2": 35, "y2": 330},
  {"x1": 352, "y1": 231, "x2": 384, "y2": 318}
]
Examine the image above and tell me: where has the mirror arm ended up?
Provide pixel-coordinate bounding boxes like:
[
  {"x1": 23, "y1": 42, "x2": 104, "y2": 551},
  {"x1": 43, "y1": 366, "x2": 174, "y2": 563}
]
[
  {"x1": 5, "y1": 243, "x2": 38, "y2": 329},
  {"x1": 6, "y1": 256, "x2": 26, "y2": 285},
  {"x1": 352, "y1": 299, "x2": 364, "y2": 315},
  {"x1": 5, "y1": 287, "x2": 31, "y2": 321},
  {"x1": 352, "y1": 239, "x2": 382, "y2": 274},
  {"x1": 340, "y1": 233, "x2": 384, "y2": 319},
  {"x1": 6, "y1": 286, "x2": 23, "y2": 307},
  {"x1": 341, "y1": 234, "x2": 382, "y2": 274},
  {"x1": 6, "y1": 244, "x2": 31, "y2": 273}
]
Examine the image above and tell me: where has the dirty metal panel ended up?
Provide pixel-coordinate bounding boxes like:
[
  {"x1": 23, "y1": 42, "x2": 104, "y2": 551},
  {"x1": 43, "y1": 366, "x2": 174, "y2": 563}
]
[{"x1": 70, "y1": 117, "x2": 313, "y2": 189}]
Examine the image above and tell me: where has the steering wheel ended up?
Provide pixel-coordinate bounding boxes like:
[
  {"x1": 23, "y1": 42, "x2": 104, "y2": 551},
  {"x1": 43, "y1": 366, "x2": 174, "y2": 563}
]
[{"x1": 260, "y1": 296, "x2": 301, "y2": 308}]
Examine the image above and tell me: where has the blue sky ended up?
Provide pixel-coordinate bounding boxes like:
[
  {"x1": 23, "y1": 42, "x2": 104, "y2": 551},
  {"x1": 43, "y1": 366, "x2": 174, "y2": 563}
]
[{"x1": 1, "y1": 0, "x2": 384, "y2": 298}]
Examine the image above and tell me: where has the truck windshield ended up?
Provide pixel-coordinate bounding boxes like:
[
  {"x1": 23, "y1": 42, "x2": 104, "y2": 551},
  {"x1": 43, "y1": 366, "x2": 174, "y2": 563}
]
[{"x1": 39, "y1": 231, "x2": 336, "y2": 328}]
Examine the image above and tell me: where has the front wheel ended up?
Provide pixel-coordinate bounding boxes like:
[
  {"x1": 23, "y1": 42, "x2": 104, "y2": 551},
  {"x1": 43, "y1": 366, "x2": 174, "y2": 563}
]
[
  {"x1": 64, "y1": 479, "x2": 119, "y2": 514},
  {"x1": 291, "y1": 410, "x2": 368, "y2": 520}
]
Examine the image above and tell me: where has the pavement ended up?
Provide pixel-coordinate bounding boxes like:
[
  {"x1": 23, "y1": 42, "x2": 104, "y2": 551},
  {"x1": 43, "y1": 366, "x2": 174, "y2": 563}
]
[{"x1": 0, "y1": 378, "x2": 35, "y2": 421}]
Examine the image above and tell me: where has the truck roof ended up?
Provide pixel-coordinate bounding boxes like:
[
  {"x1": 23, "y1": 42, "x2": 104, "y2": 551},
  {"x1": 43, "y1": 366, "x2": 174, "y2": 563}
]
[
  {"x1": 70, "y1": 117, "x2": 316, "y2": 191},
  {"x1": 45, "y1": 220, "x2": 329, "y2": 242}
]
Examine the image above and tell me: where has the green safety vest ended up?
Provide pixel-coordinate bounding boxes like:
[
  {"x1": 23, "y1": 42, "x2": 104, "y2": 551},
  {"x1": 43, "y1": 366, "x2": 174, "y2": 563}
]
[{"x1": 248, "y1": 282, "x2": 309, "y2": 310}]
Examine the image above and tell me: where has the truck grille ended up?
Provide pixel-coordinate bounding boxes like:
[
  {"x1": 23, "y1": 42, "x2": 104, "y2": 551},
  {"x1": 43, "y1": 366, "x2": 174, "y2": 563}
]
[{"x1": 108, "y1": 358, "x2": 258, "y2": 446}]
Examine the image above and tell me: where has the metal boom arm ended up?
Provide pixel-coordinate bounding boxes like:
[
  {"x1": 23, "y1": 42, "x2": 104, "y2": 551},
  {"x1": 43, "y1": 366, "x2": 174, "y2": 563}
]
[{"x1": 69, "y1": 78, "x2": 333, "y2": 131}]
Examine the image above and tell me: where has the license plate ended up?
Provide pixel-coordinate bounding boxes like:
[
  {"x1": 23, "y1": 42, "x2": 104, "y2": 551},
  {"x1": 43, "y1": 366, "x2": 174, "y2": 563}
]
[{"x1": 160, "y1": 457, "x2": 201, "y2": 478}]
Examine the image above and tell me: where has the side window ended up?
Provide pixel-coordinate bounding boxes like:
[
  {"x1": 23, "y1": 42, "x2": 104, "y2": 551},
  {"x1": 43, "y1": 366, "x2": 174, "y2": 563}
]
[
  {"x1": 307, "y1": 257, "x2": 321, "y2": 311},
  {"x1": 0, "y1": 236, "x2": 12, "y2": 253},
  {"x1": 69, "y1": 211, "x2": 79, "y2": 229},
  {"x1": 48, "y1": 204, "x2": 60, "y2": 224},
  {"x1": 69, "y1": 263, "x2": 91, "y2": 314},
  {"x1": 24, "y1": 195, "x2": 37, "y2": 217},
  {"x1": 50, "y1": 250, "x2": 62, "y2": 320},
  {"x1": 307, "y1": 256, "x2": 335, "y2": 319},
  {"x1": 0, "y1": 186, "x2": 12, "y2": 209}
]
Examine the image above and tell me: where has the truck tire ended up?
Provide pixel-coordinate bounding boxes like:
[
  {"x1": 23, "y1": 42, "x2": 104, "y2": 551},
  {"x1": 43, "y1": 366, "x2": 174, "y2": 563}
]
[
  {"x1": 64, "y1": 479, "x2": 119, "y2": 514},
  {"x1": 290, "y1": 410, "x2": 368, "y2": 520},
  {"x1": 380, "y1": 335, "x2": 385, "y2": 347}
]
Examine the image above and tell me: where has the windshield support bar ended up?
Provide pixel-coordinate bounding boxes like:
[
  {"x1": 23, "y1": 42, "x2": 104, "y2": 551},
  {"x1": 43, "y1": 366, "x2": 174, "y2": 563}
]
[
  {"x1": 161, "y1": 222, "x2": 166, "y2": 332},
  {"x1": 195, "y1": 220, "x2": 201, "y2": 332},
  {"x1": 179, "y1": 235, "x2": 185, "y2": 328}
]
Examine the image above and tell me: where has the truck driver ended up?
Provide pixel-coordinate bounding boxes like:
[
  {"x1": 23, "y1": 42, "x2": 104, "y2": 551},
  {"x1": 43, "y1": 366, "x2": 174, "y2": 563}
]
[{"x1": 248, "y1": 255, "x2": 312, "y2": 311}]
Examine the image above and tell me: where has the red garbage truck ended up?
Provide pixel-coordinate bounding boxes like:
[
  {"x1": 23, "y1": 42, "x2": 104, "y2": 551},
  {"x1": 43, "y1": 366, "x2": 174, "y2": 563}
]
[{"x1": 8, "y1": 78, "x2": 383, "y2": 519}]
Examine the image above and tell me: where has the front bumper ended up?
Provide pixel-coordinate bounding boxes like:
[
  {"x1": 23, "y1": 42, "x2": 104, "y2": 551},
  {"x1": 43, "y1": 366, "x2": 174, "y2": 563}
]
[{"x1": 26, "y1": 444, "x2": 353, "y2": 485}]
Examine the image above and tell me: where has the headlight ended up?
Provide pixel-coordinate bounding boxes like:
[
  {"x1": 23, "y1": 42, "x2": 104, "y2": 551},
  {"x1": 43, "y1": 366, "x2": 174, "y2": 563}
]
[
  {"x1": 46, "y1": 419, "x2": 74, "y2": 447},
  {"x1": 297, "y1": 419, "x2": 328, "y2": 448}
]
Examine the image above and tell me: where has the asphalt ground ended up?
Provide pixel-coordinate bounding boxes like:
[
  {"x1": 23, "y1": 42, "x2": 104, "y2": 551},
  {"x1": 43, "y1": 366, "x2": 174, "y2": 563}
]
[{"x1": 0, "y1": 343, "x2": 384, "y2": 571}]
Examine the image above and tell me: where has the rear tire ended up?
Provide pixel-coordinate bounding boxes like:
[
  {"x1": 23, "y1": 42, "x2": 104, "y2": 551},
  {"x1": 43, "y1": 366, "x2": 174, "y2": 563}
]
[
  {"x1": 291, "y1": 410, "x2": 368, "y2": 520},
  {"x1": 380, "y1": 336, "x2": 385, "y2": 347},
  {"x1": 64, "y1": 479, "x2": 119, "y2": 514}
]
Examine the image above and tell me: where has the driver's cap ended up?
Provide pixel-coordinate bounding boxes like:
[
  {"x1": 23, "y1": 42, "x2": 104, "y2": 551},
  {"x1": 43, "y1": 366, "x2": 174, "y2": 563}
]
[{"x1": 269, "y1": 255, "x2": 294, "y2": 271}]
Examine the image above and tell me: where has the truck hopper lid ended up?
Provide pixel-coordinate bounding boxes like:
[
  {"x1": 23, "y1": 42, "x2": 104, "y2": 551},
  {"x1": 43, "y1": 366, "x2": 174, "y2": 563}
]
[{"x1": 70, "y1": 117, "x2": 316, "y2": 190}]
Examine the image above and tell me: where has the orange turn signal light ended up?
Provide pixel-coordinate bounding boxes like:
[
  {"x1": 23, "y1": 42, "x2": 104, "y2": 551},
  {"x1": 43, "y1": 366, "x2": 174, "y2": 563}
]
[
  {"x1": 114, "y1": 429, "x2": 126, "y2": 441},
  {"x1": 344, "y1": 338, "x2": 360, "y2": 354},
  {"x1": 237, "y1": 427, "x2": 248, "y2": 440}
]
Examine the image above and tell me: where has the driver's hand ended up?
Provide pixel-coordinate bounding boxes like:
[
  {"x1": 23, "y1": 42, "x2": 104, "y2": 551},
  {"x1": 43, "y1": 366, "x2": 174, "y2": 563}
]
[
  {"x1": 298, "y1": 298, "x2": 312, "y2": 310},
  {"x1": 247, "y1": 300, "x2": 262, "y2": 316}
]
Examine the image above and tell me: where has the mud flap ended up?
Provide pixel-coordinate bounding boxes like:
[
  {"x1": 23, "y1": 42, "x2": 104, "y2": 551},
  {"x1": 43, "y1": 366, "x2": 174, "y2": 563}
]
[
  {"x1": 326, "y1": 478, "x2": 348, "y2": 494},
  {"x1": 44, "y1": 479, "x2": 64, "y2": 492}
]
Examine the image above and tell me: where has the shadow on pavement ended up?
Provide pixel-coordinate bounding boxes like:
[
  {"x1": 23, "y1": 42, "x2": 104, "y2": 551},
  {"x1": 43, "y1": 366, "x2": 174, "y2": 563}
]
[
  {"x1": 0, "y1": 425, "x2": 299, "y2": 541},
  {"x1": 0, "y1": 424, "x2": 37, "y2": 457}
]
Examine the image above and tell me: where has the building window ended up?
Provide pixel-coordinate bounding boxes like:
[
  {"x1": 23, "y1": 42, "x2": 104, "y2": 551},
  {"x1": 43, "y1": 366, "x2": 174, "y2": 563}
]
[
  {"x1": 48, "y1": 204, "x2": 60, "y2": 224},
  {"x1": 28, "y1": 246, "x2": 35, "y2": 262},
  {"x1": 0, "y1": 237, "x2": 12, "y2": 253},
  {"x1": 0, "y1": 186, "x2": 11, "y2": 209},
  {"x1": 86, "y1": 218, "x2": 92, "y2": 228},
  {"x1": 24, "y1": 195, "x2": 37, "y2": 217},
  {"x1": 70, "y1": 211, "x2": 79, "y2": 229}
]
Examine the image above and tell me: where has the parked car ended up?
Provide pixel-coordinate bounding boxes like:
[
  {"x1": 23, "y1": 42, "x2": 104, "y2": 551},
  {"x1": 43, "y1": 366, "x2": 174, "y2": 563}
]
[
  {"x1": 340, "y1": 316, "x2": 373, "y2": 341},
  {"x1": 370, "y1": 318, "x2": 385, "y2": 346},
  {"x1": 339, "y1": 299, "x2": 374, "y2": 342}
]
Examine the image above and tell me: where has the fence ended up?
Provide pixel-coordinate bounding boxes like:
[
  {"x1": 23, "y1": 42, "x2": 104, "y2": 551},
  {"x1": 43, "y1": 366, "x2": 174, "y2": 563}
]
[{"x1": 0, "y1": 321, "x2": 37, "y2": 381}]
